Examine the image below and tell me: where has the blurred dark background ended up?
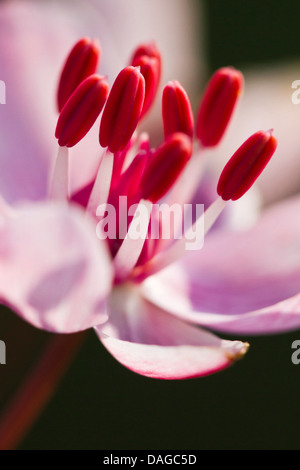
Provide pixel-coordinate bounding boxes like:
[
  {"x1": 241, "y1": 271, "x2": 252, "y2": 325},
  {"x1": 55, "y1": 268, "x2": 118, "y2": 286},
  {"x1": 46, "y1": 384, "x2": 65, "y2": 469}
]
[
  {"x1": 1, "y1": 0, "x2": 300, "y2": 450},
  {"x1": 204, "y1": 0, "x2": 300, "y2": 70}
]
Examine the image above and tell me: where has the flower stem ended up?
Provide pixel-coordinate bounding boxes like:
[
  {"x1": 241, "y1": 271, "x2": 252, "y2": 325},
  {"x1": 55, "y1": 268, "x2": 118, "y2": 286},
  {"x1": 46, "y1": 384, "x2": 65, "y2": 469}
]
[{"x1": 0, "y1": 331, "x2": 87, "y2": 450}]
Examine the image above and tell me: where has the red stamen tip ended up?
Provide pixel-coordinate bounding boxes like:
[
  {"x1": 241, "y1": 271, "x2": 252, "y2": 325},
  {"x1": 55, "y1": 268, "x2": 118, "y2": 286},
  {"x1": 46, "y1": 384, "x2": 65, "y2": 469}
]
[
  {"x1": 162, "y1": 80, "x2": 194, "y2": 138},
  {"x1": 130, "y1": 42, "x2": 161, "y2": 118},
  {"x1": 55, "y1": 74, "x2": 109, "y2": 148},
  {"x1": 99, "y1": 66, "x2": 145, "y2": 153},
  {"x1": 130, "y1": 42, "x2": 162, "y2": 69},
  {"x1": 217, "y1": 130, "x2": 277, "y2": 201},
  {"x1": 131, "y1": 54, "x2": 161, "y2": 118},
  {"x1": 57, "y1": 37, "x2": 100, "y2": 112},
  {"x1": 141, "y1": 132, "x2": 193, "y2": 203},
  {"x1": 196, "y1": 67, "x2": 243, "y2": 147}
]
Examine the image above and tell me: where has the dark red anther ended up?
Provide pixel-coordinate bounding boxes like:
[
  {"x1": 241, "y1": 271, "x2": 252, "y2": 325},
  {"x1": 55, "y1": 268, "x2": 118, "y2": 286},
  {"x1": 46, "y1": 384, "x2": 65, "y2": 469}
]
[
  {"x1": 130, "y1": 42, "x2": 161, "y2": 72},
  {"x1": 196, "y1": 67, "x2": 243, "y2": 147},
  {"x1": 217, "y1": 130, "x2": 277, "y2": 201},
  {"x1": 55, "y1": 74, "x2": 109, "y2": 148},
  {"x1": 57, "y1": 37, "x2": 100, "y2": 112},
  {"x1": 130, "y1": 42, "x2": 161, "y2": 117},
  {"x1": 99, "y1": 66, "x2": 145, "y2": 153},
  {"x1": 162, "y1": 80, "x2": 194, "y2": 138},
  {"x1": 131, "y1": 54, "x2": 161, "y2": 118},
  {"x1": 141, "y1": 132, "x2": 193, "y2": 202}
]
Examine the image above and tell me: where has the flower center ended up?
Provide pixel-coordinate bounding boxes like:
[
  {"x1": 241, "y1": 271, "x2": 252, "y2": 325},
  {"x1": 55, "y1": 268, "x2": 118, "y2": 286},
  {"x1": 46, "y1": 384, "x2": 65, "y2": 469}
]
[{"x1": 51, "y1": 38, "x2": 277, "y2": 284}]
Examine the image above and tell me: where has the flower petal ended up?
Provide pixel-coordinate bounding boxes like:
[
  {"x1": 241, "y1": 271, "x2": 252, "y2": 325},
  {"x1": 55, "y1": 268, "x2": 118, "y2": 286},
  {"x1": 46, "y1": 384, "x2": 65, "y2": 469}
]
[
  {"x1": 95, "y1": 284, "x2": 248, "y2": 379},
  {"x1": 142, "y1": 195, "x2": 300, "y2": 334},
  {"x1": 0, "y1": 202, "x2": 113, "y2": 332},
  {"x1": 0, "y1": 1, "x2": 56, "y2": 203}
]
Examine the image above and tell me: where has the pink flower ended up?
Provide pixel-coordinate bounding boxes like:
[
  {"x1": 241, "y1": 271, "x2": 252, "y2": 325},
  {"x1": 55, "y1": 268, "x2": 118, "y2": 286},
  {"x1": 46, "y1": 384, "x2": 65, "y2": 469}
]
[{"x1": 2, "y1": 1, "x2": 300, "y2": 383}]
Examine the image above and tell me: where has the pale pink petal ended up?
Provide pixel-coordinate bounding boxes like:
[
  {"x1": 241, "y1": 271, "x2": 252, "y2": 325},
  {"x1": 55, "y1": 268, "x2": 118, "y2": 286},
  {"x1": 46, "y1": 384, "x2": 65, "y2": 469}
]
[
  {"x1": 95, "y1": 285, "x2": 248, "y2": 379},
  {"x1": 142, "y1": 195, "x2": 300, "y2": 334},
  {"x1": 0, "y1": 1, "x2": 56, "y2": 203},
  {"x1": 0, "y1": 202, "x2": 113, "y2": 332},
  {"x1": 0, "y1": 0, "x2": 101, "y2": 203}
]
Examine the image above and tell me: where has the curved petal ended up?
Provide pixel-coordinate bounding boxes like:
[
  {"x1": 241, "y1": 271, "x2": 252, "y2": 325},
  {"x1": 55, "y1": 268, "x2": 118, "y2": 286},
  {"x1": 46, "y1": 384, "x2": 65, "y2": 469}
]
[
  {"x1": 95, "y1": 284, "x2": 248, "y2": 379},
  {"x1": 141, "y1": 195, "x2": 300, "y2": 334},
  {"x1": 0, "y1": 201, "x2": 113, "y2": 332}
]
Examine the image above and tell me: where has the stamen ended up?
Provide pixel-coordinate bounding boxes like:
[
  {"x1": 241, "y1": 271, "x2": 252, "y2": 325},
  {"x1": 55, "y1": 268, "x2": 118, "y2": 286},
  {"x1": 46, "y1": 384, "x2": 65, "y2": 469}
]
[
  {"x1": 86, "y1": 149, "x2": 114, "y2": 216},
  {"x1": 110, "y1": 149, "x2": 128, "y2": 192},
  {"x1": 49, "y1": 145, "x2": 70, "y2": 201},
  {"x1": 57, "y1": 37, "x2": 100, "y2": 112},
  {"x1": 133, "y1": 197, "x2": 227, "y2": 278},
  {"x1": 99, "y1": 66, "x2": 145, "y2": 153},
  {"x1": 140, "y1": 133, "x2": 193, "y2": 203},
  {"x1": 130, "y1": 42, "x2": 162, "y2": 74},
  {"x1": 55, "y1": 74, "x2": 109, "y2": 148},
  {"x1": 115, "y1": 150, "x2": 148, "y2": 203},
  {"x1": 131, "y1": 55, "x2": 161, "y2": 118},
  {"x1": 120, "y1": 132, "x2": 150, "y2": 174},
  {"x1": 162, "y1": 80, "x2": 194, "y2": 138},
  {"x1": 217, "y1": 129, "x2": 278, "y2": 201},
  {"x1": 164, "y1": 141, "x2": 203, "y2": 204},
  {"x1": 196, "y1": 67, "x2": 243, "y2": 147},
  {"x1": 113, "y1": 199, "x2": 153, "y2": 281},
  {"x1": 133, "y1": 130, "x2": 276, "y2": 277},
  {"x1": 106, "y1": 150, "x2": 150, "y2": 258},
  {"x1": 52, "y1": 37, "x2": 278, "y2": 288},
  {"x1": 130, "y1": 42, "x2": 161, "y2": 118},
  {"x1": 109, "y1": 134, "x2": 148, "y2": 195}
]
